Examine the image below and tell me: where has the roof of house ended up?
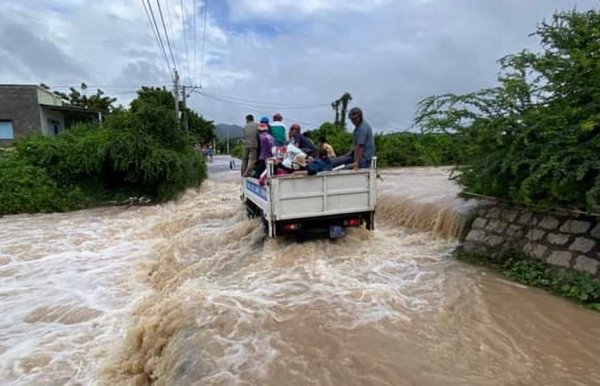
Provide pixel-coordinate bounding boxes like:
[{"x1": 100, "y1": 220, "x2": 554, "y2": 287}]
[{"x1": 39, "y1": 104, "x2": 102, "y2": 114}]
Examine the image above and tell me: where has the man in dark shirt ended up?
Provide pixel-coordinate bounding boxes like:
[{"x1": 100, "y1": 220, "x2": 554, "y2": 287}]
[{"x1": 289, "y1": 123, "x2": 317, "y2": 157}]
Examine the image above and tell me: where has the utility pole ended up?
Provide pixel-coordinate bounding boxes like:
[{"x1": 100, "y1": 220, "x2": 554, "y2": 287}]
[
  {"x1": 226, "y1": 126, "x2": 230, "y2": 154},
  {"x1": 173, "y1": 69, "x2": 180, "y2": 128},
  {"x1": 182, "y1": 85, "x2": 189, "y2": 135}
]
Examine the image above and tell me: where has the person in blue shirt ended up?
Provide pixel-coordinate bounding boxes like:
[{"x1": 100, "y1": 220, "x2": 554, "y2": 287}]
[
  {"x1": 307, "y1": 148, "x2": 333, "y2": 175},
  {"x1": 348, "y1": 107, "x2": 375, "y2": 170}
]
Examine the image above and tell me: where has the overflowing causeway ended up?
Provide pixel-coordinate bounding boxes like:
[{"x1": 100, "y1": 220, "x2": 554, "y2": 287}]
[{"x1": 1, "y1": 159, "x2": 599, "y2": 386}]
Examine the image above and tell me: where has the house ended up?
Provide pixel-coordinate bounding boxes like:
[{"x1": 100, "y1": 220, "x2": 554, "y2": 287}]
[{"x1": 0, "y1": 85, "x2": 102, "y2": 145}]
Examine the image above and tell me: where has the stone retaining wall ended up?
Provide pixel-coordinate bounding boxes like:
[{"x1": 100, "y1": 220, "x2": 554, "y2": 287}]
[{"x1": 462, "y1": 204, "x2": 600, "y2": 277}]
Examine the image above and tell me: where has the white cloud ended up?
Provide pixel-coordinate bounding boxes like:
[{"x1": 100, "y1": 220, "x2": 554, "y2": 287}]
[{"x1": 230, "y1": 0, "x2": 392, "y2": 19}]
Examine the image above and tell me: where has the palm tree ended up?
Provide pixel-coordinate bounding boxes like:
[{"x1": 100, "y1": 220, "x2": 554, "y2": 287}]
[
  {"x1": 339, "y1": 92, "x2": 352, "y2": 130},
  {"x1": 331, "y1": 100, "x2": 341, "y2": 126}
]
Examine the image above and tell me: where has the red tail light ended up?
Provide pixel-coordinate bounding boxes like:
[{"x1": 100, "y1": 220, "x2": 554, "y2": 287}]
[
  {"x1": 345, "y1": 219, "x2": 361, "y2": 227},
  {"x1": 284, "y1": 224, "x2": 300, "y2": 231}
]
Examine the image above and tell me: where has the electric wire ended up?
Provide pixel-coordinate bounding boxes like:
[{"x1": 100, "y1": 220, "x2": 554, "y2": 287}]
[
  {"x1": 155, "y1": 0, "x2": 179, "y2": 70},
  {"x1": 164, "y1": 0, "x2": 181, "y2": 73},
  {"x1": 140, "y1": 0, "x2": 171, "y2": 72},
  {"x1": 191, "y1": 90, "x2": 324, "y2": 128},
  {"x1": 192, "y1": 90, "x2": 330, "y2": 109},
  {"x1": 199, "y1": 0, "x2": 209, "y2": 86},
  {"x1": 179, "y1": 0, "x2": 192, "y2": 84},
  {"x1": 193, "y1": 0, "x2": 198, "y2": 86}
]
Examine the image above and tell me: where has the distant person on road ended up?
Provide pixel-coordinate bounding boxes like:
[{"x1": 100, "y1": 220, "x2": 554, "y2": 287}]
[
  {"x1": 207, "y1": 146, "x2": 214, "y2": 161},
  {"x1": 242, "y1": 114, "x2": 259, "y2": 177},
  {"x1": 289, "y1": 123, "x2": 317, "y2": 157},
  {"x1": 254, "y1": 123, "x2": 275, "y2": 177},
  {"x1": 318, "y1": 136, "x2": 336, "y2": 158},
  {"x1": 270, "y1": 113, "x2": 287, "y2": 146}
]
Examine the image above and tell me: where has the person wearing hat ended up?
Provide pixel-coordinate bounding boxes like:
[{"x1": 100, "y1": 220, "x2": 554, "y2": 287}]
[
  {"x1": 293, "y1": 153, "x2": 307, "y2": 170},
  {"x1": 260, "y1": 116, "x2": 270, "y2": 127},
  {"x1": 270, "y1": 113, "x2": 287, "y2": 146},
  {"x1": 348, "y1": 107, "x2": 375, "y2": 171},
  {"x1": 253, "y1": 123, "x2": 275, "y2": 177}
]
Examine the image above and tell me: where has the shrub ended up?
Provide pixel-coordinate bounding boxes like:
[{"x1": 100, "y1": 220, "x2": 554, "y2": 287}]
[
  {"x1": 2, "y1": 87, "x2": 207, "y2": 215},
  {"x1": 231, "y1": 142, "x2": 243, "y2": 159},
  {"x1": 0, "y1": 154, "x2": 88, "y2": 214}
]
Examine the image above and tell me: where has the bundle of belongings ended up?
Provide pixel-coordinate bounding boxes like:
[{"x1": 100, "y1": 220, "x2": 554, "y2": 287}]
[{"x1": 257, "y1": 144, "x2": 333, "y2": 186}]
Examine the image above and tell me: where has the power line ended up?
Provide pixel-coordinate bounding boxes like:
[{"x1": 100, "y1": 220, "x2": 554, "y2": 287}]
[
  {"x1": 193, "y1": 0, "x2": 198, "y2": 86},
  {"x1": 192, "y1": 89, "x2": 330, "y2": 109},
  {"x1": 47, "y1": 83, "x2": 171, "y2": 90},
  {"x1": 155, "y1": 0, "x2": 178, "y2": 71},
  {"x1": 194, "y1": 91, "x2": 327, "y2": 110},
  {"x1": 179, "y1": 0, "x2": 192, "y2": 84},
  {"x1": 164, "y1": 0, "x2": 180, "y2": 71},
  {"x1": 191, "y1": 90, "x2": 324, "y2": 128},
  {"x1": 200, "y1": 0, "x2": 209, "y2": 87},
  {"x1": 140, "y1": 0, "x2": 171, "y2": 72}
]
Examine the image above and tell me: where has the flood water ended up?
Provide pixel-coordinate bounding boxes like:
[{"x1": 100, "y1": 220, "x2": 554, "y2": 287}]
[{"x1": 1, "y1": 156, "x2": 600, "y2": 386}]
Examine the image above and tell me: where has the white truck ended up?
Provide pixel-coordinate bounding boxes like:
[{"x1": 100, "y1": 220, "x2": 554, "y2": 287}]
[{"x1": 242, "y1": 159, "x2": 377, "y2": 238}]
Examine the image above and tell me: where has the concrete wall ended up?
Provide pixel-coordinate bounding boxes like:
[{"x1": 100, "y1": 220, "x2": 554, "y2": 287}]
[
  {"x1": 40, "y1": 108, "x2": 65, "y2": 136},
  {"x1": 0, "y1": 85, "x2": 42, "y2": 144},
  {"x1": 462, "y1": 204, "x2": 600, "y2": 277}
]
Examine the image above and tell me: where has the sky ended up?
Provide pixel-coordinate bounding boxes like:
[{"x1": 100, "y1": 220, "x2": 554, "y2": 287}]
[{"x1": 0, "y1": 0, "x2": 598, "y2": 132}]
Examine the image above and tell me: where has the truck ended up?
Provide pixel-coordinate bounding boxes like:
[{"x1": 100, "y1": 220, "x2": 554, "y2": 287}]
[{"x1": 242, "y1": 158, "x2": 377, "y2": 238}]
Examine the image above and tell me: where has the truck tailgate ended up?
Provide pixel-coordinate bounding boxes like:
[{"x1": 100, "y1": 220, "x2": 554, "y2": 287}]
[{"x1": 271, "y1": 170, "x2": 376, "y2": 221}]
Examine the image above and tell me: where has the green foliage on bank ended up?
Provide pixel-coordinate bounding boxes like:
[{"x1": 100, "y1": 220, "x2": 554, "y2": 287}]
[
  {"x1": 416, "y1": 10, "x2": 600, "y2": 211},
  {"x1": 231, "y1": 142, "x2": 243, "y2": 159},
  {"x1": 0, "y1": 154, "x2": 90, "y2": 214},
  {"x1": 456, "y1": 248, "x2": 600, "y2": 310},
  {"x1": 0, "y1": 87, "x2": 210, "y2": 215}
]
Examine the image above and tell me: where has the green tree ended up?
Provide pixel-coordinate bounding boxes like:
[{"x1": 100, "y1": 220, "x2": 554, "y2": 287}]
[
  {"x1": 40, "y1": 83, "x2": 117, "y2": 112},
  {"x1": 4, "y1": 85, "x2": 207, "y2": 214},
  {"x1": 130, "y1": 87, "x2": 187, "y2": 151},
  {"x1": 309, "y1": 121, "x2": 353, "y2": 155},
  {"x1": 187, "y1": 110, "x2": 215, "y2": 145},
  {"x1": 415, "y1": 9, "x2": 600, "y2": 211}
]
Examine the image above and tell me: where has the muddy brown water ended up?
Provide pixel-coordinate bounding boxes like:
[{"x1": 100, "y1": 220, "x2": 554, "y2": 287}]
[{"x1": 1, "y1": 157, "x2": 599, "y2": 386}]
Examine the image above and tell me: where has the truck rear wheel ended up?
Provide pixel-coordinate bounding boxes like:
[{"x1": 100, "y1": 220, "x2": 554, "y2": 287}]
[{"x1": 365, "y1": 212, "x2": 375, "y2": 230}]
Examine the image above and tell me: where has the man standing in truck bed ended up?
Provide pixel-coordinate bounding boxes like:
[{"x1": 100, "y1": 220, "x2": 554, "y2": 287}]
[
  {"x1": 270, "y1": 113, "x2": 287, "y2": 146},
  {"x1": 242, "y1": 114, "x2": 259, "y2": 177},
  {"x1": 348, "y1": 107, "x2": 375, "y2": 170}
]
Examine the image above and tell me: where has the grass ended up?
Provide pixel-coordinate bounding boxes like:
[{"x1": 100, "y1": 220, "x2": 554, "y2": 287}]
[{"x1": 456, "y1": 247, "x2": 600, "y2": 311}]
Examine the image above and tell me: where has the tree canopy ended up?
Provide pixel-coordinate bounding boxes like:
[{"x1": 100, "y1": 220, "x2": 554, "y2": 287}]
[
  {"x1": 415, "y1": 9, "x2": 600, "y2": 211},
  {"x1": 42, "y1": 83, "x2": 118, "y2": 112}
]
